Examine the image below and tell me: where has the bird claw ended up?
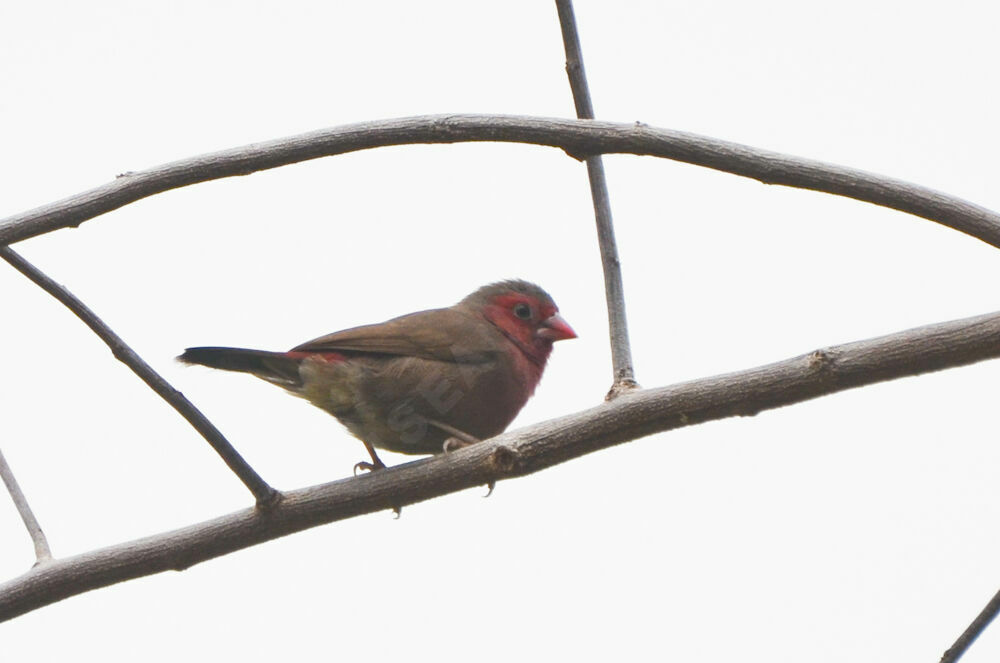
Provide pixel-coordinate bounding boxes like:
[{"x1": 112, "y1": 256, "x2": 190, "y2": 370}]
[
  {"x1": 442, "y1": 437, "x2": 476, "y2": 453},
  {"x1": 431, "y1": 420, "x2": 480, "y2": 451},
  {"x1": 483, "y1": 481, "x2": 496, "y2": 498},
  {"x1": 350, "y1": 459, "x2": 400, "y2": 514},
  {"x1": 353, "y1": 460, "x2": 386, "y2": 476}
]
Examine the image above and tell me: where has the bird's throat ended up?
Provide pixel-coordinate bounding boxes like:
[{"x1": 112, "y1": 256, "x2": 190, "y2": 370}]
[{"x1": 494, "y1": 325, "x2": 550, "y2": 370}]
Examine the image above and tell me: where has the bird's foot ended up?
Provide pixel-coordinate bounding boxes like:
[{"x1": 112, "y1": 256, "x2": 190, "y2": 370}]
[
  {"x1": 439, "y1": 434, "x2": 493, "y2": 496},
  {"x1": 350, "y1": 458, "x2": 400, "y2": 514},
  {"x1": 431, "y1": 419, "x2": 480, "y2": 450},
  {"x1": 442, "y1": 437, "x2": 477, "y2": 453},
  {"x1": 353, "y1": 459, "x2": 386, "y2": 476},
  {"x1": 354, "y1": 440, "x2": 388, "y2": 476}
]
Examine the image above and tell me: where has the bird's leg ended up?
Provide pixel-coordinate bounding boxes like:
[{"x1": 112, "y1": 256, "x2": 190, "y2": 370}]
[
  {"x1": 429, "y1": 419, "x2": 480, "y2": 452},
  {"x1": 430, "y1": 420, "x2": 495, "y2": 496},
  {"x1": 353, "y1": 440, "x2": 387, "y2": 476}
]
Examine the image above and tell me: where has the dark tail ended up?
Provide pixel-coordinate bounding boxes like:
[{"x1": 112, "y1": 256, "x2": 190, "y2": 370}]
[{"x1": 177, "y1": 347, "x2": 304, "y2": 388}]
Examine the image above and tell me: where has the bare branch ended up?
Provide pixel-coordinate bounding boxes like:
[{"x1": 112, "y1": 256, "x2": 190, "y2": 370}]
[
  {"x1": 941, "y1": 589, "x2": 1000, "y2": 663},
  {"x1": 4, "y1": 306, "x2": 1000, "y2": 621},
  {"x1": 2, "y1": 116, "x2": 999, "y2": 251},
  {"x1": 0, "y1": 247, "x2": 278, "y2": 507},
  {"x1": 555, "y1": 0, "x2": 638, "y2": 394},
  {"x1": 0, "y1": 448, "x2": 52, "y2": 564}
]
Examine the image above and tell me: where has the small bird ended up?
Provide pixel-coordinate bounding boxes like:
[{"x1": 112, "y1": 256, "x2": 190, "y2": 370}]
[{"x1": 178, "y1": 280, "x2": 576, "y2": 472}]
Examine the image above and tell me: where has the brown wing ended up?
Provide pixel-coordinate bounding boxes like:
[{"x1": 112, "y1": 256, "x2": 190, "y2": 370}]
[{"x1": 291, "y1": 307, "x2": 500, "y2": 364}]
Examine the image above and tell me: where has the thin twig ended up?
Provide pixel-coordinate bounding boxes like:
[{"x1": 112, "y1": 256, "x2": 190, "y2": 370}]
[
  {"x1": 554, "y1": 0, "x2": 637, "y2": 395},
  {"x1": 0, "y1": 247, "x2": 278, "y2": 507},
  {"x1": 0, "y1": 448, "x2": 52, "y2": 564},
  {"x1": 4, "y1": 305, "x2": 1000, "y2": 621},
  {"x1": 941, "y1": 588, "x2": 1000, "y2": 662},
  {"x1": 2, "y1": 117, "x2": 1000, "y2": 252}
]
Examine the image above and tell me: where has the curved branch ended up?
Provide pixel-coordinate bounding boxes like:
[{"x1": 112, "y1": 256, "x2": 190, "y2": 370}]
[
  {"x1": 4, "y1": 307, "x2": 1000, "y2": 622},
  {"x1": 1, "y1": 115, "x2": 999, "y2": 249}
]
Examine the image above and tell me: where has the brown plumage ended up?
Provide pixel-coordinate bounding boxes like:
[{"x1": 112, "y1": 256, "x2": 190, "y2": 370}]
[{"x1": 178, "y1": 280, "x2": 576, "y2": 470}]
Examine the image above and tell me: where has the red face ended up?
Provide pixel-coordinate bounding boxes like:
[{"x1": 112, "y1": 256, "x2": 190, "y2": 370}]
[{"x1": 483, "y1": 292, "x2": 577, "y2": 364}]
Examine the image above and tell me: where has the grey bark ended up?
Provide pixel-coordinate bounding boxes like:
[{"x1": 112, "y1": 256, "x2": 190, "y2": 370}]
[{"x1": 2, "y1": 115, "x2": 999, "y2": 251}]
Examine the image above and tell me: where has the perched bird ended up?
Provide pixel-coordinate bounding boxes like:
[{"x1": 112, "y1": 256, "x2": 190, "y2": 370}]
[{"x1": 178, "y1": 280, "x2": 576, "y2": 472}]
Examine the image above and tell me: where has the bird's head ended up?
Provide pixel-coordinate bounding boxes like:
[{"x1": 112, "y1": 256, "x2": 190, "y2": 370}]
[{"x1": 462, "y1": 280, "x2": 576, "y2": 366}]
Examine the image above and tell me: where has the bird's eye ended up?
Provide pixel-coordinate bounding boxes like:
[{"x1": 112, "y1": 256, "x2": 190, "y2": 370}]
[{"x1": 513, "y1": 303, "x2": 532, "y2": 320}]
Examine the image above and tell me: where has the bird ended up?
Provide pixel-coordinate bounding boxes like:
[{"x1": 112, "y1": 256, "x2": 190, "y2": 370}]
[{"x1": 178, "y1": 280, "x2": 576, "y2": 473}]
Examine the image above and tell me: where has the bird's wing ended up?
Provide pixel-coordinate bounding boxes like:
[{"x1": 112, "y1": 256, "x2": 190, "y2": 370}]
[{"x1": 291, "y1": 307, "x2": 499, "y2": 364}]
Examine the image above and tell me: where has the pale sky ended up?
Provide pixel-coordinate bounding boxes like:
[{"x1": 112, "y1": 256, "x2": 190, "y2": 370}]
[{"x1": 3, "y1": 2, "x2": 1000, "y2": 661}]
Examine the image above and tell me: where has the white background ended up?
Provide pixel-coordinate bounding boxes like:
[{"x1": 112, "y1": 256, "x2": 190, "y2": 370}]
[{"x1": 2, "y1": 2, "x2": 1000, "y2": 661}]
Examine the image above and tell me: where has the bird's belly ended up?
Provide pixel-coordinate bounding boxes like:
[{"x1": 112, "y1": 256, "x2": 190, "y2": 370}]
[{"x1": 299, "y1": 355, "x2": 528, "y2": 455}]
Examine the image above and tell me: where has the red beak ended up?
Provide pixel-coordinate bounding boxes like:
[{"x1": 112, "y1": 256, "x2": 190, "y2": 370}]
[{"x1": 537, "y1": 312, "x2": 577, "y2": 341}]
